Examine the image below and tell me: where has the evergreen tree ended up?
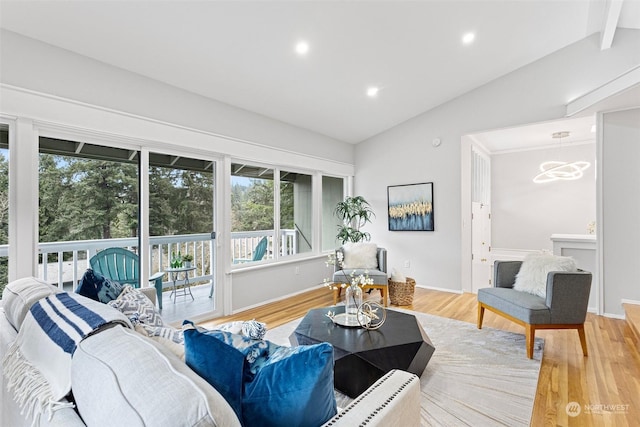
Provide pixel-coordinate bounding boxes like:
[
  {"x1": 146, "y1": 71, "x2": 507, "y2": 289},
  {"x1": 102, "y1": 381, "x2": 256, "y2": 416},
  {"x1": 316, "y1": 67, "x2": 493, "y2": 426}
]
[
  {"x1": 240, "y1": 179, "x2": 274, "y2": 231},
  {"x1": 58, "y1": 158, "x2": 138, "y2": 240}
]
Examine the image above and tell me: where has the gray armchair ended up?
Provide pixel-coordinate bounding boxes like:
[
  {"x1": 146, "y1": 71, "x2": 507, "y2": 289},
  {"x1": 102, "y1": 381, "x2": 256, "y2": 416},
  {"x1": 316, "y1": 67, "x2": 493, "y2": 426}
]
[
  {"x1": 333, "y1": 246, "x2": 388, "y2": 306},
  {"x1": 477, "y1": 260, "x2": 592, "y2": 359}
]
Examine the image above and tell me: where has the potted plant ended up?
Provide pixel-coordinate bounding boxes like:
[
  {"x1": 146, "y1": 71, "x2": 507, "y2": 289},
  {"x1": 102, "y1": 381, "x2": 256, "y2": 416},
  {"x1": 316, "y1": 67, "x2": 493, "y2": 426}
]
[
  {"x1": 334, "y1": 195, "x2": 375, "y2": 244},
  {"x1": 182, "y1": 253, "x2": 194, "y2": 268}
]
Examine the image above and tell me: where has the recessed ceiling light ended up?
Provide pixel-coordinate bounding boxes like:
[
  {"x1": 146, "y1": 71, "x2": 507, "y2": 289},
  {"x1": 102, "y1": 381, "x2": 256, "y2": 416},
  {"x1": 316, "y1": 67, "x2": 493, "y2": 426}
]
[
  {"x1": 462, "y1": 32, "x2": 475, "y2": 45},
  {"x1": 367, "y1": 87, "x2": 379, "y2": 97},
  {"x1": 295, "y1": 41, "x2": 309, "y2": 55}
]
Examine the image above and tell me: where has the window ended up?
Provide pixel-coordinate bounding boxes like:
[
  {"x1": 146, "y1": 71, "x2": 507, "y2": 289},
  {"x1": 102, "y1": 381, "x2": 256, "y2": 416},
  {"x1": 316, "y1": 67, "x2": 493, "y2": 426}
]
[
  {"x1": 231, "y1": 163, "x2": 274, "y2": 263},
  {"x1": 322, "y1": 176, "x2": 344, "y2": 251},
  {"x1": 280, "y1": 170, "x2": 312, "y2": 257},
  {"x1": 38, "y1": 137, "x2": 139, "y2": 286},
  {"x1": 148, "y1": 152, "x2": 216, "y2": 314}
]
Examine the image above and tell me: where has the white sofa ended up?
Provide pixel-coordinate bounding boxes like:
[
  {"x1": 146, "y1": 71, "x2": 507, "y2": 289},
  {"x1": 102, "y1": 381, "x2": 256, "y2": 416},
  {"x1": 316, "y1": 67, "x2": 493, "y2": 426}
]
[{"x1": 1, "y1": 277, "x2": 421, "y2": 427}]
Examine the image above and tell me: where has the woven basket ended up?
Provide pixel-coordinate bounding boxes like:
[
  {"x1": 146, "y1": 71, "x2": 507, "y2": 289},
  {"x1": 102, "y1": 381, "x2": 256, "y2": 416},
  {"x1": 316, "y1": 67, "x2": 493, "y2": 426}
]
[{"x1": 388, "y1": 277, "x2": 416, "y2": 306}]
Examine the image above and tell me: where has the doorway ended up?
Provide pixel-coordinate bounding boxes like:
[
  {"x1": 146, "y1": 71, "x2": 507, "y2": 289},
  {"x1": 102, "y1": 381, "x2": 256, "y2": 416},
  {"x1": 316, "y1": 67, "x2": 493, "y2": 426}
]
[{"x1": 461, "y1": 116, "x2": 597, "y2": 294}]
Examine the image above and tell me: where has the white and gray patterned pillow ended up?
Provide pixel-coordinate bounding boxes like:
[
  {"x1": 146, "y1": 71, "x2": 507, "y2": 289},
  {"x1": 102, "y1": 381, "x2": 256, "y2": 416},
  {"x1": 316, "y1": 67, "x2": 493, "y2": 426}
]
[
  {"x1": 136, "y1": 323, "x2": 184, "y2": 345},
  {"x1": 108, "y1": 285, "x2": 164, "y2": 327}
]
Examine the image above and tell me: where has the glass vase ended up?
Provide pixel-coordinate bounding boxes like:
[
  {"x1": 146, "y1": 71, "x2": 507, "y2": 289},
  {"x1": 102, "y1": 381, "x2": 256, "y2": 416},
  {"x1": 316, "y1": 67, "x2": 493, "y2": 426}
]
[{"x1": 345, "y1": 284, "x2": 363, "y2": 318}]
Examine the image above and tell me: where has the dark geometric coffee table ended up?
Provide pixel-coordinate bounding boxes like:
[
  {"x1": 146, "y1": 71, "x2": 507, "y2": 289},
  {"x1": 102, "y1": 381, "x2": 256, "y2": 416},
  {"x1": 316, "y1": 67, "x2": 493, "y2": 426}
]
[{"x1": 290, "y1": 305, "x2": 435, "y2": 398}]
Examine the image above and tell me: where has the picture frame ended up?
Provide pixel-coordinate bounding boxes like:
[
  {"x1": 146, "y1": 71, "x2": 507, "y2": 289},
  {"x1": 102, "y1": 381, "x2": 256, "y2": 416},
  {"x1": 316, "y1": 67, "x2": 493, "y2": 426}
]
[{"x1": 387, "y1": 182, "x2": 434, "y2": 231}]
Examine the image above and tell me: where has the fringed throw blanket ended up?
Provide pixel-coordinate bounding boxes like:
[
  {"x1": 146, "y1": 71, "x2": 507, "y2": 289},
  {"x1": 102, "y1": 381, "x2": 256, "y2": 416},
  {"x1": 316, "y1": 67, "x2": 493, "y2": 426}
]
[{"x1": 2, "y1": 292, "x2": 132, "y2": 423}]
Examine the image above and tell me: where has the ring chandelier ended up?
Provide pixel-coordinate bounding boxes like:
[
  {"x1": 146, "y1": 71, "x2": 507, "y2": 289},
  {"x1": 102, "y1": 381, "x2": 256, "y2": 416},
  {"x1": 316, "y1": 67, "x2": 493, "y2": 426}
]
[
  {"x1": 533, "y1": 160, "x2": 591, "y2": 183},
  {"x1": 533, "y1": 131, "x2": 590, "y2": 184}
]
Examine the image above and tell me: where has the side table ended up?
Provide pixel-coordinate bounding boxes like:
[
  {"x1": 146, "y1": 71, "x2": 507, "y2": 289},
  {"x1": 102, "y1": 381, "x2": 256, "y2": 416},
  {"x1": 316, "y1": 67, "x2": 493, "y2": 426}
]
[{"x1": 166, "y1": 266, "x2": 196, "y2": 303}]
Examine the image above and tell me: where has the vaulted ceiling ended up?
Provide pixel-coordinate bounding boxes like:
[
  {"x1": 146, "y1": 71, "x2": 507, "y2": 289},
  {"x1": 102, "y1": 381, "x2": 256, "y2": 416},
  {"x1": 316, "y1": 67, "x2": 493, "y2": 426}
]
[{"x1": 1, "y1": 1, "x2": 639, "y2": 144}]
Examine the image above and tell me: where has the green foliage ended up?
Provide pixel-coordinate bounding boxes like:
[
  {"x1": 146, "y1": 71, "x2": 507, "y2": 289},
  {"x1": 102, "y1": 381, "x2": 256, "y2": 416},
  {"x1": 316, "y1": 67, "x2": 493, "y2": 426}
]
[
  {"x1": 334, "y1": 195, "x2": 375, "y2": 244},
  {"x1": 37, "y1": 154, "x2": 216, "y2": 245},
  {"x1": 231, "y1": 179, "x2": 275, "y2": 232}
]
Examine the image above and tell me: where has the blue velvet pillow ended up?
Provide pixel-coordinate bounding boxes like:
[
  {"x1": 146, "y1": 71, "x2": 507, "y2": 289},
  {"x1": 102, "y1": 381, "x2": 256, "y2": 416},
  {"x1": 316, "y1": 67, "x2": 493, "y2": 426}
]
[
  {"x1": 183, "y1": 321, "x2": 336, "y2": 427},
  {"x1": 76, "y1": 269, "x2": 124, "y2": 303}
]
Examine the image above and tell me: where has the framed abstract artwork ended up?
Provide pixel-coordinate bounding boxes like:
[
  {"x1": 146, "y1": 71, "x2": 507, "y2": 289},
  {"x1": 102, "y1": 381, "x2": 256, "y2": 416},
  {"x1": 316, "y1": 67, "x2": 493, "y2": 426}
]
[{"x1": 387, "y1": 182, "x2": 434, "y2": 231}]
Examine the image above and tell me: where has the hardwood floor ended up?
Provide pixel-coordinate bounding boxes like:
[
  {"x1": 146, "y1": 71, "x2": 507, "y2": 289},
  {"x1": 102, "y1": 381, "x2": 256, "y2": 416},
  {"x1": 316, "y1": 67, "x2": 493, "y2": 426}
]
[{"x1": 200, "y1": 287, "x2": 640, "y2": 426}]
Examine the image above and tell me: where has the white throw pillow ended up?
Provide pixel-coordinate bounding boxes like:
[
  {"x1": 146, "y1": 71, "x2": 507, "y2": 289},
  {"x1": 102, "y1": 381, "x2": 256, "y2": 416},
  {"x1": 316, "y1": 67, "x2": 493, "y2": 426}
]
[
  {"x1": 342, "y1": 242, "x2": 378, "y2": 269},
  {"x1": 72, "y1": 326, "x2": 241, "y2": 427},
  {"x1": 2, "y1": 277, "x2": 62, "y2": 331},
  {"x1": 513, "y1": 252, "x2": 577, "y2": 298},
  {"x1": 390, "y1": 268, "x2": 406, "y2": 283}
]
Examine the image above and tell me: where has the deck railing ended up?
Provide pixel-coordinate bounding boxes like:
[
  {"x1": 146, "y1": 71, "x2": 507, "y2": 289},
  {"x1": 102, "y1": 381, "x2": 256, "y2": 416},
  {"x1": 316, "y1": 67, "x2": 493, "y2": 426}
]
[
  {"x1": 0, "y1": 229, "x2": 298, "y2": 289},
  {"x1": 231, "y1": 229, "x2": 297, "y2": 261}
]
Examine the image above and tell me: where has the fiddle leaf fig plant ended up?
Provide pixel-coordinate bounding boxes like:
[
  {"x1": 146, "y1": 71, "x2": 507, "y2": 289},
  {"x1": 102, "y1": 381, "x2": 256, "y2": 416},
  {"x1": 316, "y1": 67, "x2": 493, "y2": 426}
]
[{"x1": 334, "y1": 195, "x2": 375, "y2": 244}]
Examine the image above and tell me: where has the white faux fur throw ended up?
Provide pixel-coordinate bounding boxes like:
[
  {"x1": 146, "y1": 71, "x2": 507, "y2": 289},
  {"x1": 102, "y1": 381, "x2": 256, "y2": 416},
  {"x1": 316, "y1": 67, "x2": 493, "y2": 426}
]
[
  {"x1": 2, "y1": 292, "x2": 131, "y2": 424},
  {"x1": 342, "y1": 242, "x2": 378, "y2": 269},
  {"x1": 513, "y1": 252, "x2": 577, "y2": 298}
]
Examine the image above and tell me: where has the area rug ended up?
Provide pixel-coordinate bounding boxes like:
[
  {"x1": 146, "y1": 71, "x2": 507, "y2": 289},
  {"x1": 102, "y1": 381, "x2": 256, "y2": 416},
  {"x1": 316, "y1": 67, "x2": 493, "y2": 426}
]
[{"x1": 264, "y1": 308, "x2": 543, "y2": 427}]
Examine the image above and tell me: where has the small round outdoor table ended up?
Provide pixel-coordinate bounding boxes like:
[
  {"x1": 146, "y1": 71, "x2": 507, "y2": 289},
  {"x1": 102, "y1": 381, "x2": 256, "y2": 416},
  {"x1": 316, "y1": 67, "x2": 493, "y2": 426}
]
[{"x1": 166, "y1": 266, "x2": 196, "y2": 303}]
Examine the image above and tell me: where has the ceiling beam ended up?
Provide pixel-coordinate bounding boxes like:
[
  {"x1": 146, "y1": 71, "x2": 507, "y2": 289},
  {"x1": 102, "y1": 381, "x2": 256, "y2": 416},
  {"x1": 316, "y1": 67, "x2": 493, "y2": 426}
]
[
  {"x1": 600, "y1": 0, "x2": 624, "y2": 50},
  {"x1": 566, "y1": 66, "x2": 640, "y2": 116},
  {"x1": 74, "y1": 141, "x2": 85, "y2": 154}
]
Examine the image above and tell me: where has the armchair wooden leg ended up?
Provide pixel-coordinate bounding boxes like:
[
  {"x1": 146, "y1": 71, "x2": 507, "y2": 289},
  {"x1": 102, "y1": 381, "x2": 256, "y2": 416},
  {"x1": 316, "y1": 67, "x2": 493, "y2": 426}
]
[
  {"x1": 333, "y1": 288, "x2": 340, "y2": 305},
  {"x1": 577, "y1": 324, "x2": 588, "y2": 356},
  {"x1": 525, "y1": 324, "x2": 535, "y2": 359},
  {"x1": 381, "y1": 288, "x2": 387, "y2": 307},
  {"x1": 477, "y1": 304, "x2": 485, "y2": 329}
]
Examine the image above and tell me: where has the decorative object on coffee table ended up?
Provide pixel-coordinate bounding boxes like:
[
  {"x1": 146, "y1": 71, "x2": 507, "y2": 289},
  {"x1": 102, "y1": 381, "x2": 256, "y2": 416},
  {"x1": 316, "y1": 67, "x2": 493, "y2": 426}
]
[
  {"x1": 326, "y1": 301, "x2": 386, "y2": 330},
  {"x1": 357, "y1": 302, "x2": 386, "y2": 330},
  {"x1": 293, "y1": 306, "x2": 434, "y2": 398},
  {"x1": 345, "y1": 281, "x2": 363, "y2": 317}
]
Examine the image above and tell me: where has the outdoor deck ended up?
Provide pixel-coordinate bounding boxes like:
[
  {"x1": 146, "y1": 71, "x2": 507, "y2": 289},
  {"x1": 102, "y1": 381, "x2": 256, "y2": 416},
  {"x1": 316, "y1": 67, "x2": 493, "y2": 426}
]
[{"x1": 159, "y1": 284, "x2": 216, "y2": 326}]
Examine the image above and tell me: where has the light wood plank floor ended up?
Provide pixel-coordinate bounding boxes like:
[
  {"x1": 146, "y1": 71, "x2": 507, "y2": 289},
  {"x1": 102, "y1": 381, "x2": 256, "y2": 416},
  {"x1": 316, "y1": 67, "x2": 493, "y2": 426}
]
[{"x1": 200, "y1": 287, "x2": 640, "y2": 427}]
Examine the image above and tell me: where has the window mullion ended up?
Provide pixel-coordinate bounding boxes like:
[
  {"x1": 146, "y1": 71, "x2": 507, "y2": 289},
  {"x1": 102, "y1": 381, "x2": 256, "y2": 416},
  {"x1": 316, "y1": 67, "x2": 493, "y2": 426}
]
[{"x1": 273, "y1": 167, "x2": 281, "y2": 260}]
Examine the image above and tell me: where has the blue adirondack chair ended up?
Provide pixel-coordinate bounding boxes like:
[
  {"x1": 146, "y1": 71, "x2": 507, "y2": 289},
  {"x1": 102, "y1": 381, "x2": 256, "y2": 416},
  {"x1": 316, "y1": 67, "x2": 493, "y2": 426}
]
[
  {"x1": 252, "y1": 237, "x2": 268, "y2": 262},
  {"x1": 89, "y1": 247, "x2": 165, "y2": 309},
  {"x1": 234, "y1": 236, "x2": 268, "y2": 264}
]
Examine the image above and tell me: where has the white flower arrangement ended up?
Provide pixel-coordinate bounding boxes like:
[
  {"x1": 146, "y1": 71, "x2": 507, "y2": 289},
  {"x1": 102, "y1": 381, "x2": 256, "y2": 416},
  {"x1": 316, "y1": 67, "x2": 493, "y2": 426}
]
[{"x1": 323, "y1": 251, "x2": 373, "y2": 290}]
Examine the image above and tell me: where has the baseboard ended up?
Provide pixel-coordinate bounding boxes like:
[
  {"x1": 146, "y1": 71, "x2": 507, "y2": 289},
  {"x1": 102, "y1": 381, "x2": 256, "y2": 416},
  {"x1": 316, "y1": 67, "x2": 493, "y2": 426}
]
[
  {"x1": 622, "y1": 302, "x2": 640, "y2": 350},
  {"x1": 621, "y1": 299, "x2": 640, "y2": 306},
  {"x1": 602, "y1": 312, "x2": 626, "y2": 320},
  {"x1": 415, "y1": 284, "x2": 464, "y2": 294}
]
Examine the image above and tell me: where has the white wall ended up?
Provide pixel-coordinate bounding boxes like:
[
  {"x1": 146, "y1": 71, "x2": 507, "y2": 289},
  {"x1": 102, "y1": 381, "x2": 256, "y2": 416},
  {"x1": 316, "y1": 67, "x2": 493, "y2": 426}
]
[
  {"x1": 355, "y1": 29, "x2": 640, "y2": 292},
  {"x1": 0, "y1": 30, "x2": 354, "y2": 312},
  {"x1": 0, "y1": 30, "x2": 354, "y2": 164},
  {"x1": 601, "y1": 108, "x2": 640, "y2": 316},
  {"x1": 231, "y1": 257, "x2": 330, "y2": 312},
  {"x1": 492, "y1": 143, "x2": 596, "y2": 251}
]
